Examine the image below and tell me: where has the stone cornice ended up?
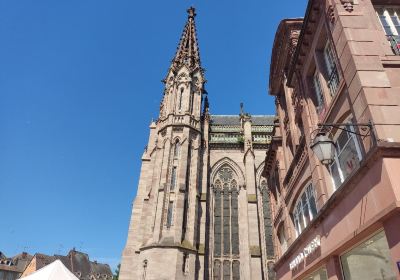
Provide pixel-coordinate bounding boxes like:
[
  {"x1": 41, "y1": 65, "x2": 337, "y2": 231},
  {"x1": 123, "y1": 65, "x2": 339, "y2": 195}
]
[{"x1": 269, "y1": 19, "x2": 303, "y2": 96}]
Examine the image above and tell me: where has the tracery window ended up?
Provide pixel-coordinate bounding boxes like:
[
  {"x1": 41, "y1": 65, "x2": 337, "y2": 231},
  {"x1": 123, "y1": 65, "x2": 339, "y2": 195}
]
[
  {"x1": 213, "y1": 166, "x2": 240, "y2": 280},
  {"x1": 292, "y1": 184, "x2": 318, "y2": 237}
]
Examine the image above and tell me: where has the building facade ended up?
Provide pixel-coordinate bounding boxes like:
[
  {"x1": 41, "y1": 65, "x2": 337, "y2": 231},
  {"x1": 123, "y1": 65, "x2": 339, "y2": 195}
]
[
  {"x1": 0, "y1": 252, "x2": 32, "y2": 280},
  {"x1": 119, "y1": 7, "x2": 276, "y2": 280},
  {"x1": 21, "y1": 249, "x2": 113, "y2": 280},
  {"x1": 266, "y1": 0, "x2": 400, "y2": 279}
]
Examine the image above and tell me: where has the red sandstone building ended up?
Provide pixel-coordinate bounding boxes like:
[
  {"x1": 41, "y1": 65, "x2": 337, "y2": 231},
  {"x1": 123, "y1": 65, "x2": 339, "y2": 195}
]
[{"x1": 265, "y1": 0, "x2": 400, "y2": 279}]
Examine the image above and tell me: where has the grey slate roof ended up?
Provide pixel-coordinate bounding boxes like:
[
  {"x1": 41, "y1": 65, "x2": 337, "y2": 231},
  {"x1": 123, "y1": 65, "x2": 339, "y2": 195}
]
[{"x1": 210, "y1": 115, "x2": 275, "y2": 126}]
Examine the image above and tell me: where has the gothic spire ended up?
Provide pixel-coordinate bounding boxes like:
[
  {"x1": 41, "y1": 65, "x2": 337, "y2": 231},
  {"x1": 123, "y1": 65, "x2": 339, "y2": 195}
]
[{"x1": 171, "y1": 7, "x2": 202, "y2": 72}]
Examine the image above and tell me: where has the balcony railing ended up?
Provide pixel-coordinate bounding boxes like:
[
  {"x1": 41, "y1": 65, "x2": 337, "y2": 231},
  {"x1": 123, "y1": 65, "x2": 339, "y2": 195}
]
[
  {"x1": 327, "y1": 65, "x2": 340, "y2": 96},
  {"x1": 387, "y1": 35, "x2": 400, "y2": 55}
]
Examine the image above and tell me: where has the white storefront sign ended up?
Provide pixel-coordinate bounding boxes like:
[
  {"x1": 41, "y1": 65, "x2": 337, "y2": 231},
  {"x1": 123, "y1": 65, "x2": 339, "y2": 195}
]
[{"x1": 289, "y1": 236, "x2": 321, "y2": 270}]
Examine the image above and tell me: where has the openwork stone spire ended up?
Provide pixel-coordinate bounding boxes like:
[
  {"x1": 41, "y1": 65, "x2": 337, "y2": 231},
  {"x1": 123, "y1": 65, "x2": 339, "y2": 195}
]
[{"x1": 171, "y1": 7, "x2": 202, "y2": 72}]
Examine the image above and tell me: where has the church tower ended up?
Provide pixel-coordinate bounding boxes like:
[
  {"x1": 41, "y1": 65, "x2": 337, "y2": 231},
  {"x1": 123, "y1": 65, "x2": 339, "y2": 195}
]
[{"x1": 120, "y1": 7, "x2": 276, "y2": 280}]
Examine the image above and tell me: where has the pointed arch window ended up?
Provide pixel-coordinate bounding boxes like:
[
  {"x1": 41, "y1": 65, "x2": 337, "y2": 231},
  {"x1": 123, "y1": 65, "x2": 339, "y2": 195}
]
[
  {"x1": 213, "y1": 166, "x2": 240, "y2": 280},
  {"x1": 174, "y1": 141, "x2": 181, "y2": 158}
]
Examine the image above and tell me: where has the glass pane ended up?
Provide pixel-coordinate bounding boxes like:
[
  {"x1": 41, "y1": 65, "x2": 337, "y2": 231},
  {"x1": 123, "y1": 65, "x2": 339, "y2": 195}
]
[
  {"x1": 336, "y1": 130, "x2": 350, "y2": 152},
  {"x1": 313, "y1": 72, "x2": 324, "y2": 108},
  {"x1": 223, "y1": 260, "x2": 230, "y2": 280},
  {"x1": 232, "y1": 261, "x2": 240, "y2": 280},
  {"x1": 302, "y1": 193, "x2": 311, "y2": 225},
  {"x1": 304, "y1": 268, "x2": 328, "y2": 280},
  {"x1": 307, "y1": 185, "x2": 318, "y2": 218},
  {"x1": 170, "y1": 167, "x2": 177, "y2": 190},
  {"x1": 341, "y1": 231, "x2": 396, "y2": 280},
  {"x1": 337, "y1": 138, "x2": 360, "y2": 181},
  {"x1": 167, "y1": 201, "x2": 173, "y2": 227},
  {"x1": 330, "y1": 160, "x2": 342, "y2": 189},
  {"x1": 213, "y1": 260, "x2": 221, "y2": 280},
  {"x1": 214, "y1": 190, "x2": 222, "y2": 257}
]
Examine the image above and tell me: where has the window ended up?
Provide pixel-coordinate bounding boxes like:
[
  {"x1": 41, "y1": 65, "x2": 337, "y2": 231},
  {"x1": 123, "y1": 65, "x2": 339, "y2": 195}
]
[
  {"x1": 166, "y1": 201, "x2": 174, "y2": 227},
  {"x1": 312, "y1": 70, "x2": 325, "y2": 113},
  {"x1": 260, "y1": 182, "x2": 274, "y2": 258},
  {"x1": 278, "y1": 225, "x2": 288, "y2": 255},
  {"x1": 323, "y1": 42, "x2": 340, "y2": 96},
  {"x1": 340, "y1": 231, "x2": 396, "y2": 280},
  {"x1": 292, "y1": 184, "x2": 318, "y2": 237},
  {"x1": 376, "y1": 7, "x2": 400, "y2": 55},
  {"x1": 213, "y1": 166, "x2": 240, "y2": 280},
  {"x1": 376, "y1": 7, "x2": 400, "y2": 35},
  {"x1": 170, "y1": 166, "x2": 177, "y2": 191},
  {"x1": 179, "y1": 87, "x2": 184, "y2": 110},
  {"x1": 329, "y1": 125, "x2": 362, "y2": 190},
  {"x1": 174, "y1": 141, "x2": 181, "y2": 158}
]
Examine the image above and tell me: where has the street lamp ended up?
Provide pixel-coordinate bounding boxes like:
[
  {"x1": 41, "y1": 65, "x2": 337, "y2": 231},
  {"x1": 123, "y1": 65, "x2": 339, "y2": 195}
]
[
  {"x1": 310, "y1": 122, "x2": 375, "y2": 165},
  {"x1": 310, "y1": 133, "x2": 336, "y2": 165}
]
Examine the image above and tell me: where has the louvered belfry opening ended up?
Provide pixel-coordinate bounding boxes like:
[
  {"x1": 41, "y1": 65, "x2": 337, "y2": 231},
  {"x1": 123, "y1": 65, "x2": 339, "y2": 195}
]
[{"x1": 212, "y1": 166, "x2": 240, "y2": 280}]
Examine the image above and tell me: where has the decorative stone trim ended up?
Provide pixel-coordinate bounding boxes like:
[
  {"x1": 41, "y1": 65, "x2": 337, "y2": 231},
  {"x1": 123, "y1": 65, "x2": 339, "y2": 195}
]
[{"x1": 340, "y1": 0, "x2": 354, "y2": 12}]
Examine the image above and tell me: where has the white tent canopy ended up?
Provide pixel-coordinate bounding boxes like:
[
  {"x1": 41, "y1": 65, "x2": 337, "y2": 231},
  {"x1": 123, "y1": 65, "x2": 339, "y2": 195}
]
[{"x1": 19, "y1": 259, "x2": 79, "y2": 280}]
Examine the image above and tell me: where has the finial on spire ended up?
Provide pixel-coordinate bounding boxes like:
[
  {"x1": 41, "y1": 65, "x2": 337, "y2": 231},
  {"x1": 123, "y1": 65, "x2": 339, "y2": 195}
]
[{"x1": 187, "y1": 7, "x2": 196, "y2": 18}]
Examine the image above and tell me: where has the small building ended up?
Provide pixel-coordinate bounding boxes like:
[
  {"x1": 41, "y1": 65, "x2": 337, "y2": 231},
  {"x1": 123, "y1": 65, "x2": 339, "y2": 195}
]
[
  {"x1": 0, "y1": 252, "x2": 33, "y2": 280},
  {"x1": 21, "y1": 249, "x2": 113, "y2": 280}
]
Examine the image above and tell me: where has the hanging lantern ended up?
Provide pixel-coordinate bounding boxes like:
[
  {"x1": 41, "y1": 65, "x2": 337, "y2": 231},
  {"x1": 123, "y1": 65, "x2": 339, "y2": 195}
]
[{"x1": 310, "y1": 133, "x2": 336, "y2": 165}]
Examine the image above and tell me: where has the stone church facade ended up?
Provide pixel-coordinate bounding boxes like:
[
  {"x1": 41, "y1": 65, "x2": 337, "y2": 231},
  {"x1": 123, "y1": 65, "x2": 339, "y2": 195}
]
[{"x1": 119, "y1": 7, "x2": 276, "y2": 280}]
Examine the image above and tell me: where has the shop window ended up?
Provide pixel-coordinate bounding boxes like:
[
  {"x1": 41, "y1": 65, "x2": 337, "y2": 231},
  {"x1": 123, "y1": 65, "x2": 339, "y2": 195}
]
[
  {"x1": 329, "y1": 125, "x2": 362, "y2": 190},
  {"x1": 304, "y1": 267, "x2": 328, "y2": 280},
  {"x1": 323, "y1": 42, "x2": 340, "y2": 96},
  {"x1": 312, "y1": 70, "x2": 325, "y2": 113},
  {"x1": 340, "y1": 231, "x2": 396, "y2": 280},
  {"x1": 292, "y1": 184, "x2": 318, "y2": 237},
  {"x1": 375, "y1": 6, "x2": 400, "y2": 55}
]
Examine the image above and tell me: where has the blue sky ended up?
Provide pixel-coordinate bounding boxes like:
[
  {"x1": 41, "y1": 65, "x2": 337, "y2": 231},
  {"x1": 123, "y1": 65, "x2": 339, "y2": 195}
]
[{"x1": 0, "y1": 0, "x2": 307, "y2": 272}]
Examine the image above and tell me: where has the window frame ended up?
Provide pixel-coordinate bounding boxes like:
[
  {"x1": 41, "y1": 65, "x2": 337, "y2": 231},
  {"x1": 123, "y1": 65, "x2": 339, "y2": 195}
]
[
  {"x1": 329, "y1": 124, "x2": 363, "y2": 190},
  {"x1": 323, "y1": 41, "x2": 340, "y2": 96},
  {"x1": 375, "y1": 6, "x2": 400, "y2": 36},
  {"x1": 312, "y1": 70, "x2": 325, "y2": 113},
  {"x1": 292, "y1": 184, "x2": 318, "y2": 237}
]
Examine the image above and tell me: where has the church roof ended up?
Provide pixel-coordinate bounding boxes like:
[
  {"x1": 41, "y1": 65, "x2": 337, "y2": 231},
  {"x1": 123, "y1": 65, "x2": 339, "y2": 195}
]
[{"x1": 210, "y1": 115, "x2": 275, "y2": 126}]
